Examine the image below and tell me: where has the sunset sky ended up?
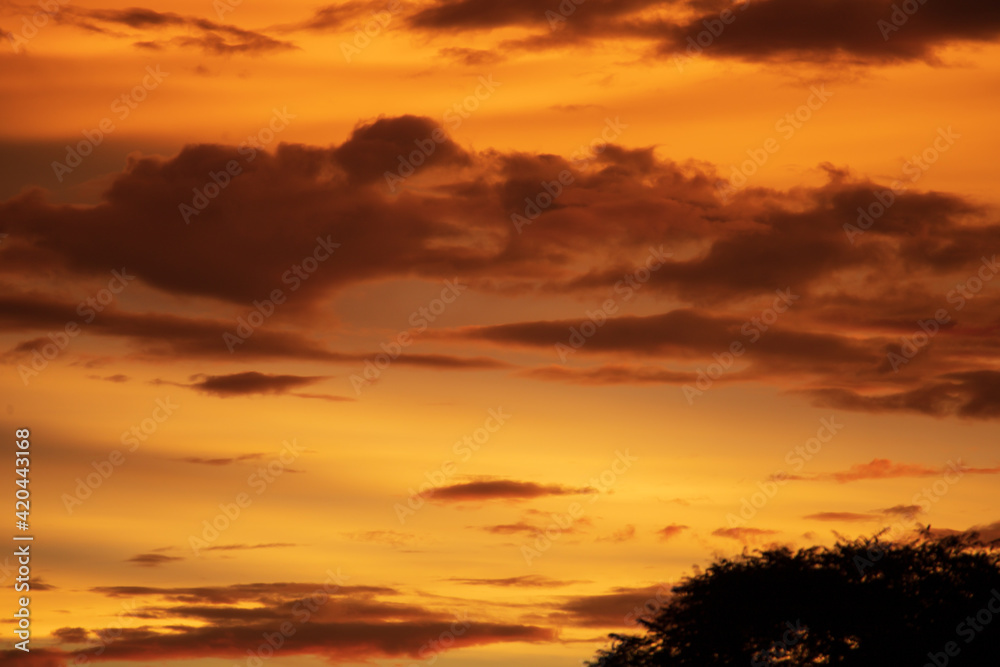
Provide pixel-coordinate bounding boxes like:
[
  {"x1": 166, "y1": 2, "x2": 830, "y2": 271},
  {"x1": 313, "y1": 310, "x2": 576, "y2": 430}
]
[{"x1": 2, "y1": 0, "x2": 1000, "y2": 664}]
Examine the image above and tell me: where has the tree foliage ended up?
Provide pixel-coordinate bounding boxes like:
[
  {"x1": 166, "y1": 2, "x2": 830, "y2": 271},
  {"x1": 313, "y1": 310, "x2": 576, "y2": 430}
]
[{"x1": 587, "y1": 533, "x2": 1000, "y2": 666}]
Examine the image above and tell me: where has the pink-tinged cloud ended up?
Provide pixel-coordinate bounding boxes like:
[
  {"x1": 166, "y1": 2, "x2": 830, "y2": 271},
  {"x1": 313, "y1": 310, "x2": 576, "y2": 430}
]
[{"x1": 657, "y1": 524, "x2": 689, "y2": 540}]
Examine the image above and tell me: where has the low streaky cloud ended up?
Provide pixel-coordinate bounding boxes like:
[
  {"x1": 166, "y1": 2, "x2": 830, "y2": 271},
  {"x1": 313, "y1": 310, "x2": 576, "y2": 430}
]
[
  {"x1": 410, "y1": 0, "x2": 1000, "y2": 66},
  {"x1": 448, "y1": 575, "x2": 586, "y2": 588},
  {"x1": 782, "y1": 458, "x2": 1000, "y2": 484},
  {"x1": 17, "y1": 580, "x2": 557, "y2": 664},
  {"x1": 126, "y1": 553, "x2": 184, "y2": 567},
  {"x1": 428, "y1": 480, "x2": 593, "y2": 502},
  {"x1": 596, "y1": 525, "x2": 636, "y2": 543},
  {"x1": 203, "y1": 543, "x2": 296, "y2": 552},
  {"x1": 188, "y1": 371, "x2": 326, "y2": 397},
  {"x1": 178, "y1": 453, "x2": 268, "y2": 466},
  {"x1": 57, "y1": 6, "x2": 297, "y2": 54},
  {"x1": 804, "y1": 512, "x2": 877, "y2": 523},
  {"x1": 548, "y1": 584, "x2": 673, "y2": 629},
  {"x1": 878, "y1": 504, "x2": 924, "y2": 520}
]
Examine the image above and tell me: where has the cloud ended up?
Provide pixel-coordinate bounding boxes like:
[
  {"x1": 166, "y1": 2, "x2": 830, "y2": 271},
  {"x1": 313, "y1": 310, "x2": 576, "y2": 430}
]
[
  {"x1": 342, "y1": 530, "x2": 420, "y2": 549},
  {"x1": 126, "y1": 553, "x2": 184, "y2": 567},
  {"x1": 448, "y1": 575, "x2": 585, "y2": 588},
  {"x1": 438, "y1": 47, "x2": 505, "y2": 66},
  {"x1": 177, "y1": 453, "x2": 268, "y2": 466},
  {"x1": 596, "y1": 525, "x2": 636, "y2": 543},
  {"x1": 657, "y1": 524, "x2": 689, "y2": 540},
  {"x1": 410, "y1": 0, "x2": 1000, "y2": 66},
  {"x1": 57, "y1": 7, "x2": 296, "y2": 54},
  {"x1": 87, "y1": 373, "x2": 130, "y2": 382},
  {"x1": 805, "y1": 371, "x2": 1000, "y2": 420},
  {"x1": 187, "y1": 372, "x2": 327, "y2": 397},
  {"x1": 429, "y1": 480, "x2": 593, "y2": 502},
  {"x1": 22, "y1": 581, "x2": 557, "y2": 664},
  {"x1": 52, "y1": 628, "x2": 88, "y2": 643},
  {"x1": 783, "y1": 458, "x2": 1000, "y2": 483},
  {"x1": 878, "y1": 504, "x2": 924, "y2": 520},
  {"x1": 656, "y1": 0, "x2": 1000, "y2": 65},
  {"x1": 202, "y1": 543, "x2": 296, "y2": 552},
  {"x1": 804, "y1": 512, "x2": 876, "y2": 522},
  {"x1": 4, "y1": 121, "x2": 1000, "y2": 422},
  {"x1": 548, "y1": 584, "x2": 672, "y2": 628},
  {"x1": 478, "y1": 514, "x2": 594, "y2": 536}
]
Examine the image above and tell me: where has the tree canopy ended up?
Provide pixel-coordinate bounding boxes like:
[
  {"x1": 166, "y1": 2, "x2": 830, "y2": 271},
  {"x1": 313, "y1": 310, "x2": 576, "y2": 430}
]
[{"x1": 587, "y1": 533, "x2": 1000, "y2": 666}]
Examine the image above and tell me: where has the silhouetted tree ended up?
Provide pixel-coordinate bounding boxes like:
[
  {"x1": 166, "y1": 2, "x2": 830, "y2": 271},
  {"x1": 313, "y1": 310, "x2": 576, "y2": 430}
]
[{"x1": 587, "y1": 533, "x2": 1000, "y2": 666}]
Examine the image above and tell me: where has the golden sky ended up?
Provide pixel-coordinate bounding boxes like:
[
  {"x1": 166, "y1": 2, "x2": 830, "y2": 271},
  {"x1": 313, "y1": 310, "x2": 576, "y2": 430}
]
[{"x1": 2, "y1": 0, "x2": 1000, "y2": 664}]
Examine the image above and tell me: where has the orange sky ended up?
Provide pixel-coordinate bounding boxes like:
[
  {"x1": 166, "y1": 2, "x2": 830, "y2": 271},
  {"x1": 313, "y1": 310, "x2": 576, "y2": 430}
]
[{"x1": 2, "y1": 0, "x2": 1000, "y2": 665}]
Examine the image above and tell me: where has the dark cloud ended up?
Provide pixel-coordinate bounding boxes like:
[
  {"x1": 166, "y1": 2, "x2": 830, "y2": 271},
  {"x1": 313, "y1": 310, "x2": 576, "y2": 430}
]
[
  {"x1": 333, "y1": 115, "x2": 471, "y2": 186},
  {"x1": 188, "y1": 371, "x2": 326, "y2": 397},
  {"x1": 52, "y1": 627, "x2": 88, "y2": 643},
  {"x1": 429, "y1": 480, "x2": 593, "y2": 502},
  {"x1": 22, "y1": 580, "x2": 557, "y2": 664},
  {"x1": 57, "y1": 7, "x2": 296, "y2": 54},
  {"x1": 438, "y1": 47, "x2": 505, "y2": 66},
  {"x1": 177, "y1": 453, "x2": 267, "y2": 465},
  {"x1": 203, "y1": 543, "x2": 295, "y2": 552},
  {"x1": 804, "y1": 371, "x2": 1000, "y2": 420},
  {"x1": 782, "y1": 458, "x2": 1000, "y2": 484},
  {"x1": 448, "y1": 575, "x2": 585, "y2": 587},
  {"x1": 126, "y1": 553, "x2": 184, "y2": 567},
  {"x1": 3, "y1": 121, "x2": 1000, "y2": 421},
  {"x1": 658, "y1": 0, "x2": 1000, "y2": 64},
  {"x1": 804, "y1": 512, "x2": 876, "y2": 522},
  {"x1": 548, "y1": 584, "x2": 672, "y2": 628},
  {"x1": 410, "y1": 0, "x2": 1000, "y2": 65}
]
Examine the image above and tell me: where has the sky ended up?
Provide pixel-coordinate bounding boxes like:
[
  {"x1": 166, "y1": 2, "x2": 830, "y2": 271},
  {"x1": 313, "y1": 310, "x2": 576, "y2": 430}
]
[{"x1": 1, "y1": 0, "x2": 1000, "y2": 665}]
